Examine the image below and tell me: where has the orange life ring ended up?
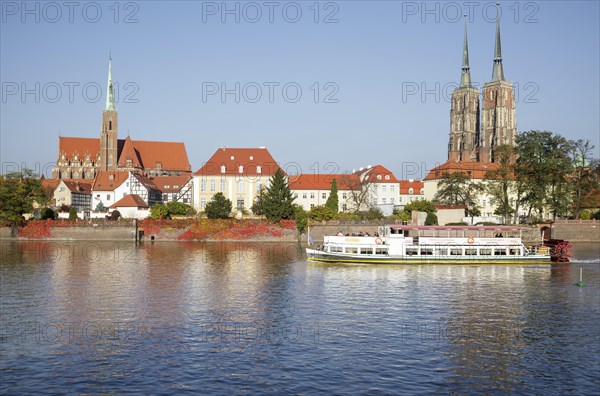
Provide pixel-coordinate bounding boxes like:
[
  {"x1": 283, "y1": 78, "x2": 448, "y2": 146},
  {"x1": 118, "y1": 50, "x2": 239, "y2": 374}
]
[
  {"x1": 375, "y1": 237, "x2": 383, "y2": 245},
  {"x1": 467, "y1": 237, "x2": 475, "y2": 244}
]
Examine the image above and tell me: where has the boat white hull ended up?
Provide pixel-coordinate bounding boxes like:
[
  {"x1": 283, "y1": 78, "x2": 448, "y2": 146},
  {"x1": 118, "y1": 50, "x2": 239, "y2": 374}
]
[{"x1": 306, "y1": 248, "x2": 551, "y2": 264}]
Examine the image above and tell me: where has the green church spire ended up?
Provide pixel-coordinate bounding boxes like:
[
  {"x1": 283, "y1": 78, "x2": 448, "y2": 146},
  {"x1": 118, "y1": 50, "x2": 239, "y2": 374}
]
[
  {"x1": 491, "y1": 18, "x2": 505, "y2": 82},
  {"x1": 460, "y1": 16, "x2": 472, "y2": 88},
  {"x1": 105, "y1": 54, "x2": 115, "y2": 111}
]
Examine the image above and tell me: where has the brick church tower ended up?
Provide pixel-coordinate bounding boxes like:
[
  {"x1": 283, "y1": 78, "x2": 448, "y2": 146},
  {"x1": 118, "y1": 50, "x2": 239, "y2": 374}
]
[
  {"x1": 448, "y1": 19, "x2": 480, "y2": 162},
  {"x1": 480, "y1": 19, "x2": 517, "y2": 162},
  {"x1": 98, "y1": 56, "x2": 118, "y2": 171}
]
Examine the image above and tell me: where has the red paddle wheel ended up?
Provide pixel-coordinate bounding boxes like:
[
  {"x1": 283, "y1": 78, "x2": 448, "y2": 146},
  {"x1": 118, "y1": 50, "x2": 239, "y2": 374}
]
[{"x1": 544, "y1": 239, "x2": 573, "y2": 262}]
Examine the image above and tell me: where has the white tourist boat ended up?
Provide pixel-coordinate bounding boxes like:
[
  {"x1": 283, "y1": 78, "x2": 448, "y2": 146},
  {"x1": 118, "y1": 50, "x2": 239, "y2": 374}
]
[{"x1": 306, "y1": 225, "x2": 570, "y2": 264}]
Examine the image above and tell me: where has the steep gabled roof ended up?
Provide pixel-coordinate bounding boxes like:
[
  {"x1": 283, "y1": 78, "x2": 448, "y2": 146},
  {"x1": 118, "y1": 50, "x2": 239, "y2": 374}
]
[
  {"x1": 92, "y1": 170, "x2": 130, "y2": 191},
  {"x1": 61, "y1": 180, "x2": 93, "y2": 194},
  {"x1": 194, "y1": 147, "x2": 281, "y2": 176},
  {"x1": 424, "y1": 161, "x2": 501, "y2": 181},
  {"x1": 288, "y1": 174, "x2": 360, "y2": 191},
  {"x1": 109, "y1": 194, "x2": 148, "y2": 209},
  {"x1": 117, "y1": 136, "x2": 141, "y2": 167},
  {"x1": 151, "y1": 175, "x2": 193, "y2": 193},
  {"x1": 131, "y1": 173, "x2": 158, "y2": 191},
  {"x1": 41, "y1": 178, "x2": 61, "y2": 192},
  {"x1": 356, "y1": 165, "x2": 399, "y2": 183},
  {"x1": 132, "y1": 140, "x2": 191, "y2": 172}
]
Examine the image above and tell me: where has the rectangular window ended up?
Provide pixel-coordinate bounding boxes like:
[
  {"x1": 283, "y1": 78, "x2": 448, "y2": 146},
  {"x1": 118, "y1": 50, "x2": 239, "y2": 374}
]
[
  {"x1": 237, "y1": 199, "x2": 244, "y2": 209},
  {"x1": 201, "y1": 198, "x2": 206, "y2": 208},
  {"x1": 322, "y1": 192, "x2": 326, "y2": 199},
  {"x1": 342, "y1": 192, "x2": 347, "y2": 199},
  {"x1": 310, "y1": 204, "x2": 315, "y2": 208},
  {"x1": 390, "y1": 185, "x2": 395, "y2": 192},
  {"x1": 342, "y1": 204, "x2": 347, "y2": 211},
  {"x1": 201, "y1": 181, "x2": 206, "y2": 192},
  {"x1": 237, "y1": 180, "x2": 244, "y2": 193},
  {"x1": 382, "y1": 185, "x2": 386, "y2": 192},
  {"x1": 210, "y1": 180, "x2": 216, "y2": 192},
  {"x1": 303, "y1": 193, "x2": 307, "y2": 199},
  {"x1": 310, "y1": 193, "x2": 315, "y2": 199},
  {"x1": 107, "y1": 194, "x2": 111, "y2": 200},
  {"x1": 220, "y1": 180, "x2": 226, "y2": 192}
]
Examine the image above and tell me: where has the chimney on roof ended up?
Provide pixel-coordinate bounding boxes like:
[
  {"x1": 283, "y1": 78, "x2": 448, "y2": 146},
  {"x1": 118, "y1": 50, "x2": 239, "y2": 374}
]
[
  {"x1": 259, "y1": 146, "x2": 265, "y2": 149},
  {"x1": 409, "y1": 179, "x2": 414, "y2": 182},
  {"x1": 367, "y1": 165, "x2": 372, "y2": 169}
]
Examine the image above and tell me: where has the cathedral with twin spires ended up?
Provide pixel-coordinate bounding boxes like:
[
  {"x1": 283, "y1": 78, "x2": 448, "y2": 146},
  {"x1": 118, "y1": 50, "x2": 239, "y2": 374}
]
[{"x1": 448, "y1": 18, "x2": 517, "y2": 163}]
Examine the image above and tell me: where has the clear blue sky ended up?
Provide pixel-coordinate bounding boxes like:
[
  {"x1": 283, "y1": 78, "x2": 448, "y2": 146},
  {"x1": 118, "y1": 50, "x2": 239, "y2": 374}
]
[{"x1": 1, "y1": 0, "x2": 598, "y2": 180}]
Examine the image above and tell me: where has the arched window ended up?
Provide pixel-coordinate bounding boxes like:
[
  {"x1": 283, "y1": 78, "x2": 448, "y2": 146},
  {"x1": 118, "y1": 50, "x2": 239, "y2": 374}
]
[
  {"x1": 237, "y1": 180, "x2": 244, "y2": 193},
  {"x1": 408, "y1": 188, "x2": 414, "y2": 194}
]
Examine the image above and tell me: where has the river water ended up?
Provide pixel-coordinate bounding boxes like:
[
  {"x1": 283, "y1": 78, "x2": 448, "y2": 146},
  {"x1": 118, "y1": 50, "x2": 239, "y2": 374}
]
[{"x1": 1, "y1": 241, "x2": 598, "y2": 394}]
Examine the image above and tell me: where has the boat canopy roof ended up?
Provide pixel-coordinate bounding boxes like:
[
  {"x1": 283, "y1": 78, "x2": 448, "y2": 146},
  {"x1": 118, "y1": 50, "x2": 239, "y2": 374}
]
[{"x1": 388, "y1": 225, "x2": 521, "y2": 231}]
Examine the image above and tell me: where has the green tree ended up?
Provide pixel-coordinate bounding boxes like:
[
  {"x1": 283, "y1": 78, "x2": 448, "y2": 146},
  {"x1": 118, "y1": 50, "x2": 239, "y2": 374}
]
[
  {"x1": 68, "y1": 207, "x2": 78, "y2": 220},
  {"x1": 425, "y1": 212, "x2": 438, "y2": 225},
  {"x1": 569, "y1": 139, "x2": 598, "y2": 219},
  {"x1": 40, "y1": 207, "x2": 57, "y2": 220},
  {"x1": 325, "y1": 178, "x2": 339, "y2": 213},
  {"x1": 404, "y1": 199, "x2": 436, "y2": 214},
  {"x1": 205, "y1": 192, "x2": 232, "y2": 219},
  {"x1": 484, "y1": 144, "x2": 516, "y2": 224},
  {"x1": 360, "y1": 207, "x2": 384, "y2": 220},
  {"x1": 251, "y1": 187, "x2": 266, "y2": 216},
  {"x1": 293, "y1": 205, "x2": 308, "y2": 234},
  {"x1": 516, "y1": 130, "x2": 573, "y2": 220},
  {"x1": 0, "y1": 169, "x2": 44, "y2": 225},
  {"x1": 434, "y1": 172, "x2": 482, "y2": 217},
  {"x1": 94, "y1": 202, "x2": 108, "y2": 212},
  {"x1": 308, "y1": 205, "x2": 337, "y2": 221},
  {"x1": 166, "y1": 201, "x2": 196, "y2": 216},
  {"x1": 261, "y1": 168, "x2": 295, "y2": 222},
  {"x1": 150, "y1": 203, "x2": 170, "y2": 219}
]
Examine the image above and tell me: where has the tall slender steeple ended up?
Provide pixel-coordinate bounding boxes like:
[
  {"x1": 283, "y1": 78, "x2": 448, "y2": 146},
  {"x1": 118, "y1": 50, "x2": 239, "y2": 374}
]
[
  {"x1": 105, "y1": 54, "x2": 115, "y2": 111},
  {"x1": 100, "y1": 54, "x2": 118, "y2": 171},
  {"x1": 491, "y1": 18, "x2": 505, "y2": 82},
  {"x1": 460, "y1": 16, "x2": 472, "y2": 88}
]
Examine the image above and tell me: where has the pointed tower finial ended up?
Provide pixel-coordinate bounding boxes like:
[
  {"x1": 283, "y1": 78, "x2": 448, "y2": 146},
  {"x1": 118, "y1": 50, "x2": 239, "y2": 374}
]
[
  {"x1": 491, "y1": 3, "x2": 505, "y2": 82},
  {"x1": 460, "y1": 14, "x2": 472, "y2": 88},
  {"x1": 105, "y1": 54, "x2": 115, "y2": 111}
]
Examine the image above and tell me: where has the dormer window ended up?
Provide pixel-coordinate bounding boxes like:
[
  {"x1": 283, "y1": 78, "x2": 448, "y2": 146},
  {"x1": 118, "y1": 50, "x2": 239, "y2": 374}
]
[
  {"x1": 377, "y1": 175, "x2": 382, "y2": 180},
  {"x1": 239, "y1": 165, "x2": 244, "y2": 173},
  {"x1": 220, "y1": 165, "x2": 226, "y2": 173},
  {"x1": 230, "y1": 156, "x2": 235, "y2": 160},
  {"x1": 156, "y1": 162, "x2": 162, "y2": 170},
  {"x1": 420, "y1": 189, "x2": 424, "y2": 194},
  {"x1": 109, "y1": 174, "x2": 114, "y2": 181},
  {"x1": 385, "y1": 175, "x2": 390, "y2": 180},
  {"x1": 257, "y1": 165, "x2": 261, "y2": 174},
  {"x1": 409, "y1": 188, "x2": 414, "y2": 194},
  {"x1": 250, "y1": 156, "x2": 254, "y2": 160}
]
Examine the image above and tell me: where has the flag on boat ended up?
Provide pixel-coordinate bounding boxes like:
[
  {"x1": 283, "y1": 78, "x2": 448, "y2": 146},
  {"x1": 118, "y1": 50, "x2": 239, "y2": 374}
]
[{"x1": 308, "y1": 235, "x2": 314, "y2": 246}]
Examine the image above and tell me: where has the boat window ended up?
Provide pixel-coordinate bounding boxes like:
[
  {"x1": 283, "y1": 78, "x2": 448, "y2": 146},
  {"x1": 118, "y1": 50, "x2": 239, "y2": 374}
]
[
  {"x1": 509, "y1": 248, "x2": 520, "y2": 256},
  {"x1": 375, "y1": 248, "x2": 387, "y2": 255},
  {"x1": 360, "y1": 248, "x2": 373, "y2": 255},
  {"x1": 480, "y1": 248, "x2": 492, "y2": 256},
  {"x1": 435, "y1": 248, "x2": 448, "y2": 256},
  {"x1": 465, "y1": 248, "x2": 477, "y2": 255},
  {"x1": 420, "y1": 248, "x2": 433, "y2": 256},
  {"x1": 330, "y1": 246, "x2": 343, "y2": 253},
  {"x1": 494, "y1": 248, "x2": 507, "y2": 256},
  {"x1": 345, "y1": 247, "x2": 358, "y2": 254},
  {"x1": 405, "y1": 247, "x2": 418, "y2": 256},
  {"x1": 450, "y1": 248, "x2": 463, "y2": 256}
]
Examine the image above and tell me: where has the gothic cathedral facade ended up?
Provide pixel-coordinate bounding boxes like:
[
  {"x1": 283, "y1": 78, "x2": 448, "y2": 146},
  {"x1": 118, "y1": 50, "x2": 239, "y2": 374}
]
[{"x1": 448, "y1": 19, "x2": 517, "y2": 163}]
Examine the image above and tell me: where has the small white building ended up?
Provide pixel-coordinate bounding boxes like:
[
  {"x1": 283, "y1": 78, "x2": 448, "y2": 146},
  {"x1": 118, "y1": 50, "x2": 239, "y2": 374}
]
[
  {"x1": 398, "y1": 179, "x2": 425, "y2": 207},
  {"x1": 91, "y1": 171, "x2": 131, "y2": 210},
  {"x1": 109, "y1": 194, "x2": 150, "y2": 219},
  {"x1": 355, "y1": 165, "x2": 401, "y2": 216}
]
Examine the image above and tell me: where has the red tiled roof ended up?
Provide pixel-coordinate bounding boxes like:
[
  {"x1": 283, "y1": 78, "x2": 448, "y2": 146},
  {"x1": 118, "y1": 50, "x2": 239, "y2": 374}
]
[
  {"x1": 41, "y1": 178, "x2": 61, "y2": 191},
  {"x1": 288, "y1": 174, "x2": 360, "y2": 191},
  {"x1": 399, "y1": 180, "x2": 424, "y2": 195},
  {"x1": 131, "y1": 173, "x2": 158, "y2": 191},
  {"x1": 58, "y1": 137, "x2": 191, "y2": 172},
  {"x1": 61, "y1": 180, "x2": 93, "y2": 194},
  {"x1": 424, "y1": 161, "x2": 502, "y2": 181},
  {"x1": 151, "y1": 175, "x2": 193, "y2": 193},
  {"x1": 92, "y1": 171, "x2": 130, "y2": 191},
  {"x1": 58, "y1": 137, "x2": 99, "y2": 159},
  {"x1": 109, "y1": 194, "x2": 148, "y2": 209},
  {"x1": 194, "y1": 147, "x2": 281, "y2": 176},
  {"x1": 132, "y1": 140, "x2": 191, "y2": 172},
  {"x1": 356, "y1": 165, "x2": 399, "y2": 183}
]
